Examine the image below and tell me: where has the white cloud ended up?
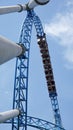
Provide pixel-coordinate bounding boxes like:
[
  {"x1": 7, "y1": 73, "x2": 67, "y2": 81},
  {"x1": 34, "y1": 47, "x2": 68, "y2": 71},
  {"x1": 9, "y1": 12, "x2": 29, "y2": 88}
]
[
  {"x1": 44, "y1": 7, "x2": 73, "y2": 66},
  {"x1": 66, "y1": 0, "x2": 73, "y2": 6}
]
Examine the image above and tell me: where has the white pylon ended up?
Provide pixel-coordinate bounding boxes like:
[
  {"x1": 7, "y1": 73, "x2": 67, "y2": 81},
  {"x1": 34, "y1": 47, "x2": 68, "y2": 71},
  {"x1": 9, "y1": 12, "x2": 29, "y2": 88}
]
[
  {"x1": 0, "y1": 35, "x2": 24, "y2": 65},
  {"x1": 0, "y1": 109, "x2": 19, "y2": 123},
  {"x1": 0, "y1": 0, "x2": 50, "y2": 15}
]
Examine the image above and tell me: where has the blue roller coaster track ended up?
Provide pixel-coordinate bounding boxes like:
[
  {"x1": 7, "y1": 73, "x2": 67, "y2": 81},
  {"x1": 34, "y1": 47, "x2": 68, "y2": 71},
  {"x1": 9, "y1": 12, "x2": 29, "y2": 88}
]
[{"x1": 5, "y1": 10, "x2": 65, "y2": 130}]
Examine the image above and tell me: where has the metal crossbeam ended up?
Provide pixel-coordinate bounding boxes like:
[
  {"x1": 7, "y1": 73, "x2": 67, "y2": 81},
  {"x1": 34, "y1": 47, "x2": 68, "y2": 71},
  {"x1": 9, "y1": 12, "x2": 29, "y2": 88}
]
[{"x1": 5, "y1": 116, "x2": 65, "y2": 130}]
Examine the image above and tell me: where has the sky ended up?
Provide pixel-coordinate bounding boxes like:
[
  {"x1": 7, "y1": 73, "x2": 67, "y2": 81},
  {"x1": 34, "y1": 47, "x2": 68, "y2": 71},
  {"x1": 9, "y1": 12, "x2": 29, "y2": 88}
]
[{"x1": 0, "y1": 0, "x2": 73, "y2": 130}]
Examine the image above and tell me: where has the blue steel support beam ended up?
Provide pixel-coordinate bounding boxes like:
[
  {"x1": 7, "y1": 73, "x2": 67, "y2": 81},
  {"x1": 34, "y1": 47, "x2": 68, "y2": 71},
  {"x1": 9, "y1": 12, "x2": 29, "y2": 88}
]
[
  {"x1": 3, "y1": 9, "x2": 65, "y2": 130},
  {"x1": 12, "y1": 10, "x2": 34, "y2": 130},
  {"x1": 5, "y1": 116, "x2": 65, "y2": 130},
  {"x1": 33, "y1": 11, "x2": 63, "y2": 129},
  {"x1": 27, "y1": 116, "x2": 65, "y2": 130}
]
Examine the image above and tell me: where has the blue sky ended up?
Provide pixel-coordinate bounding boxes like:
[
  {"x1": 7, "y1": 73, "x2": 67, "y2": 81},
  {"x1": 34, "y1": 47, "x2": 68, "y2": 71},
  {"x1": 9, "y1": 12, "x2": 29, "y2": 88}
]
[{"x1": 0, "y1": 0, "x2": 73, "y2": 130}]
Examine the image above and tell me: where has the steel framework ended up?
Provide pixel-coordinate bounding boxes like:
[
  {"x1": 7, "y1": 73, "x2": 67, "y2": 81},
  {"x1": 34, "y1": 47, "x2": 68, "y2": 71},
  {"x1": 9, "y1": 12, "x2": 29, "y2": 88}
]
[{"x1": 4, "y1": 10, "x2": 65, "y2": 130}]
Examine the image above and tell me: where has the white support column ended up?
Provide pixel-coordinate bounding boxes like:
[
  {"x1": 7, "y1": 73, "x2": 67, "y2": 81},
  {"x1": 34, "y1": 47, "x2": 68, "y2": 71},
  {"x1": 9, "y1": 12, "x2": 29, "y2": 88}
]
[
  {"x1": 0, "y1": 4, "x2": 26, "y2": 15},
  {"x1": 0, "y1": 35, "x2": 23, "y2": 65},
  {"x1": 0, "y1": 109, "x2": 19, "y2": 123},
  {"x1": 0, "y1": 0, "x2": 50, "y2": 15}
]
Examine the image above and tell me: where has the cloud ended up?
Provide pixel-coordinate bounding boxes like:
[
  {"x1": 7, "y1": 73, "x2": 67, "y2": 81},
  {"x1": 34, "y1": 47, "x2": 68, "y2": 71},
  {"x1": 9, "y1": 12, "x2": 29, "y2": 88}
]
[
  {"x1": 44, "y1": 5, "x2": 73, "y2": 67},
  {"x1": 45, "y1": 13, "x2": 73, "y2": 46},
  {"x1": 66, "y1": 0, "x2": 73, "y2": 6}
]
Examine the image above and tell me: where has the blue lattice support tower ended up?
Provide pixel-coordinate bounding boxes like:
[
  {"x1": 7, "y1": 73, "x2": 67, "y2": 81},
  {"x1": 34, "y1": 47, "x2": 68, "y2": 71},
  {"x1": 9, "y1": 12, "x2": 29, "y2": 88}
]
[
  {"x1": 12, "y1": 10, "x2": 34, "y2": 130},
  {"x1": 12, "y1": 9, "x2": 64, "y2": 130},
  {"x1": 33, "y1": 11, "x2": 63, "y2": 129}
]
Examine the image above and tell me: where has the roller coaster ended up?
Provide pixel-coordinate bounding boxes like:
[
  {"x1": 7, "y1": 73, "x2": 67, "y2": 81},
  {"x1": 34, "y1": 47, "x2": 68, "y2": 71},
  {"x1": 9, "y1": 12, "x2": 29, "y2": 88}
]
[{"x1": 0, "y1": 0, "x2": 66, "y2": 130}]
